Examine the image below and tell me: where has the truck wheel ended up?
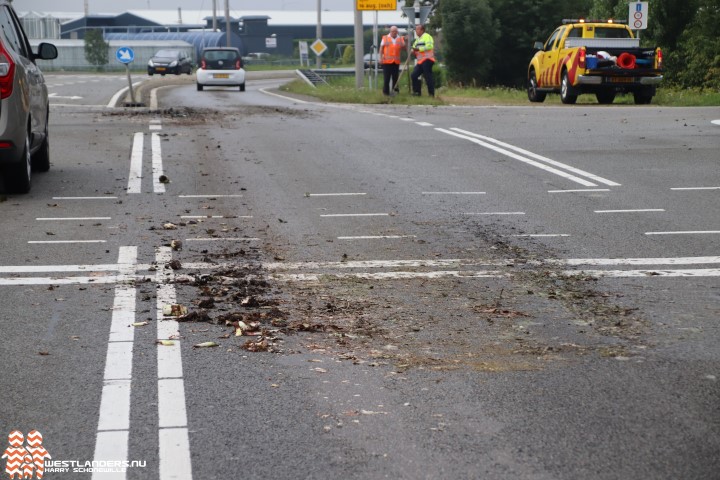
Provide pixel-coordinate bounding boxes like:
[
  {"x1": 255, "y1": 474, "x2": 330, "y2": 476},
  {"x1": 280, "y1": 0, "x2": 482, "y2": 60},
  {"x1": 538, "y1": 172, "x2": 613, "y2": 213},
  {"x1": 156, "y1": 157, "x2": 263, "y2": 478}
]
[
  {"x1": 560, "y1": 71, "x2": 578, "y2": 104},
  {"x1": 527, "y1": 70, "x2": 546, "y2": 103},
  {"x1": 633, "y1": 92, "x2": 653, "y2": 104},
  {"x1": 596, "y1": 91, "x2": 616, "y2": 104}
]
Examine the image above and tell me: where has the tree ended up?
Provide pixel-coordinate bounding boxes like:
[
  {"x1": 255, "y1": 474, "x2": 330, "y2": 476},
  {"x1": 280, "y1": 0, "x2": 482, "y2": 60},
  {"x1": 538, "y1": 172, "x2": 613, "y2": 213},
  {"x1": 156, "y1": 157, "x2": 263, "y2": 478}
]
[
  {"x1": 441, "y1": 0, "x2": 499, "y2": 85},
  {"x1": 342, "y1": 45, "x2": 355, "y2": 65},
  {"x1": 666, "y1": 0, "x2": 720, "y2": 88},
  {"x1": 487, "y1": 0, "x2": 593, "y2": 87},
  {"x1": 84, "y1": 29, "x2": 109, "y2": 70}
]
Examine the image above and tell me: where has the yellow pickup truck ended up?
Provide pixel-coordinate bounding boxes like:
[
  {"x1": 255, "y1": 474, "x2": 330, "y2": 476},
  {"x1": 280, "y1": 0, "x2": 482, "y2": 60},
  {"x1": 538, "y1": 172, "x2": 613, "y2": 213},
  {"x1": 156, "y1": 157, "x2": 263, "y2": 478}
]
[{"x1": 527, "y1": 20, "x2": 663, "y2": 104}]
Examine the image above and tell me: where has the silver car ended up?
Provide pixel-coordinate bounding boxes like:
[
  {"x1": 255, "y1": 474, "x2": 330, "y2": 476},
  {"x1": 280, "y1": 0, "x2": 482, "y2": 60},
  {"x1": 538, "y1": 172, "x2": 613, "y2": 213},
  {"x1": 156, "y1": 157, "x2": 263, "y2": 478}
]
[{"x1": 0, "y1": 0, "x2": 57, "y2": 193}]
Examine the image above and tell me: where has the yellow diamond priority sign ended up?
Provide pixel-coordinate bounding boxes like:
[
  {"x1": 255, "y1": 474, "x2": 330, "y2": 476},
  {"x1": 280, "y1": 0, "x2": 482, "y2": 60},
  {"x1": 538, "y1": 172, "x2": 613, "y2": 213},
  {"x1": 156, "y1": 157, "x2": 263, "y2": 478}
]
[
  {"x1": 310, "y1": 39, "x2": 327, "y2": 56},
  {"x1": 357, "y1": 0, "x2": 397, "y2": 10}
]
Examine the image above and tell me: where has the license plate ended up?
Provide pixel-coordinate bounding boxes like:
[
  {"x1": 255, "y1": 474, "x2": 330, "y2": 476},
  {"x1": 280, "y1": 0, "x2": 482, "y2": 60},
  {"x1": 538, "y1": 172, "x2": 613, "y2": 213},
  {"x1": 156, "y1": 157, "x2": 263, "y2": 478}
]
[
  {"x1": 156, "y1": 67, "x2": 166, "y2": 71},
  {"x1": 609, "y1": 77, "x2": 634, "y2": 83},
  {"x1": 213, "y1": 74, "x2": 229, "y2": 79}
]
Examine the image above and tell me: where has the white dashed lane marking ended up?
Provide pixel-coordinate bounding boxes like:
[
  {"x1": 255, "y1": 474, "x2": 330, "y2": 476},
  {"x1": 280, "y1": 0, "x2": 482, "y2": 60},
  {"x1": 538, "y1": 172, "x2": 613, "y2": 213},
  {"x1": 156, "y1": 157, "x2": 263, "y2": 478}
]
[{"x1": 595, "y1": 209, "x2": 665, "y2": 213}]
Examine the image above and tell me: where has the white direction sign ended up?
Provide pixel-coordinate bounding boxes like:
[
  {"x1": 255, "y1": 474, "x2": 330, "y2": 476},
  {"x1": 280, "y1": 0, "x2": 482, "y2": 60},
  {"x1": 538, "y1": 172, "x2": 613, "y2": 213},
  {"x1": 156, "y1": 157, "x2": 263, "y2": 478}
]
[{"x1": 629, "y1": 2, "x2": 649, "y2": 30}]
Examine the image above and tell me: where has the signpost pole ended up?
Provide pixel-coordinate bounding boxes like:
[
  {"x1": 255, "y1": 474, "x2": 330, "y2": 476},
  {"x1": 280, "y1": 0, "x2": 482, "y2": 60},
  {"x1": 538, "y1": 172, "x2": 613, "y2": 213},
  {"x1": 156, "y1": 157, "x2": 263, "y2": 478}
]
[
  {"x1": 125, "y1": 64, "x2": 136, "y2": 104},
  {"x1": 116, "y1": 46, "x2": 136, "y2": 106}
]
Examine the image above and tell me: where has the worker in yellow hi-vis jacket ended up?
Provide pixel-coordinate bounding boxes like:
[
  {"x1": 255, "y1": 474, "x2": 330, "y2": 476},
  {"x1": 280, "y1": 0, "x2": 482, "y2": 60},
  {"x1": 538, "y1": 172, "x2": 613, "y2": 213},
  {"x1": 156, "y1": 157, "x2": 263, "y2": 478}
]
[{"x1": 411, "y1": 24, "x2": 435, "y2": 97}]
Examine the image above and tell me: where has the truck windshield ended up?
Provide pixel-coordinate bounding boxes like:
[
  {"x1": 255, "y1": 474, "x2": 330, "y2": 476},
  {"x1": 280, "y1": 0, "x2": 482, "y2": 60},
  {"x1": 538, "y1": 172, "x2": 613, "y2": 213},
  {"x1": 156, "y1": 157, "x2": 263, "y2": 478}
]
[{"x1": 593, "y1": 27, "x2": 631, "y2": 39}]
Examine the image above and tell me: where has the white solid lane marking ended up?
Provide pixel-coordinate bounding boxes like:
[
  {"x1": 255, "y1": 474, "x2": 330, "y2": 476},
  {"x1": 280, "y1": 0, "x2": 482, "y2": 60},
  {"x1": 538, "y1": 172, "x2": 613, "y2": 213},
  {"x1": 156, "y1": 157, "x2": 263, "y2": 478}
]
[
  {"x1": 180, "y1": 215, "x2": 253, "y2": 219},
  {"x1": 0, "y1": 264, "x2": 128, "y2": 273},
  {"x1": 512, "y1": 234, "x2": 570, "y2": 237},
  {"x1": 671, "y1": 186, "x2": 720, "y2": 191},
  {"x1": 338, "y1": 235, "x2": 416, "y2": 240},
  {"x1": 159, "y1": 429, "x2": 193, "y2": 480},
  {"x1": 152, "y1": 132, "x2": 165, "y2": 194},
  {"x1": 573, "y1": 268, "x2": 720, "y2": 278},
  {"x1": 127, "y1": 133, "x2": 144, "y2": 194},
  {"x1": 594, "y1": 209, "x2": 665, "y2": 213},
  {"x1": 272, "y1": 270, "x2": 505, "y2": 281},
  {"x1": 155, "y1": 247, "x2": 193, "y2": 480},
  {"x1": 185, "y1": 237, "x2": 260, "y2": 242},
  {"x1": 92, "y1": 432, "x2": 128, "y2": 480},
  {"x1": 422, "y1": 191, "x2": 486, "y2": 195},
  {"x1": 52, "y1": 196, "x2": 118, "y2": 200},
  {"x1": 307, "y1": 193, "x2": 367, "y2": 197},
  {"x1": 321, "y1": 213, "x2": 389, "y2": 217},
  {"x1": 711, "y1": 120, "x2": 720, "y2": 126},
  {"x1": 259, "y1": 87, "x2": 311, "y2": 104},
  {"x1": 28, "y1": 240, "x2": 107, "y2": 244},
  {"x1": 0, "y1": 276, "x2": 127, "y2": 286},
  {"x1": 438, "y1": 128, "x2": 598, "y2": 187},
  {"x1": 548, "y1": 256, "x2": 720, "y2": 266},
  {"x1": 645, "y1": 231, "x2": 720, "y2": 235},
  {"x1": 548, "y1": 189, "x2": 611, "y2": 193},
  {"x1": 416, "y1": 122, "x2": 434, "y2": 127},
  {"x1": 36, "y1": 217, "x2": 111, "y2": 221},
  {"x1": 463, "y1": 212, "x2": 525, "y2": 215},
  {"x1": 178, "y1": 194, "x2": 243, "y2": 198},
  {"x1": 451, "y1": 128, "x2": 621, "y2": 187},
  {"x1": 93, "y1": 246, "x2": 137, "y2": 480}
]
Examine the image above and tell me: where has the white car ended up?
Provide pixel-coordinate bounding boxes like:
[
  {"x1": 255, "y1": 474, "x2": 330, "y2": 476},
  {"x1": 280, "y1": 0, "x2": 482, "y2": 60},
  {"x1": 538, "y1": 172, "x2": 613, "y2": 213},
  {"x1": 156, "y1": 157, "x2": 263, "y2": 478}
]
[{"x1": 196, "y1": 47, "x2": 246, "y2": 91}]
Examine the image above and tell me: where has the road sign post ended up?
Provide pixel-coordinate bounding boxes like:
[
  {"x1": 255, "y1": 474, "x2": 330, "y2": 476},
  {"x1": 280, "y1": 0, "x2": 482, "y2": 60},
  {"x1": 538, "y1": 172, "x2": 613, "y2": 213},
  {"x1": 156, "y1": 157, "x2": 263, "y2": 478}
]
[
  {"x1": 629, "y1": 2, "x2": 649, "y2": 38},
  {"x1": 115, "y1": 47, "x2": 137, "y2": 105}
]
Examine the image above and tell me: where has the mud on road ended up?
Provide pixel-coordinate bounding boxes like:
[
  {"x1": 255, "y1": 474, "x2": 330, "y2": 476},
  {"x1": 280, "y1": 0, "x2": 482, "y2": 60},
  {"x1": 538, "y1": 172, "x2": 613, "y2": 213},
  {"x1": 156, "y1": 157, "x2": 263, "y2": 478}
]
[{"x1": 159, "y1": 221, "x2": 649, "y2": 374}]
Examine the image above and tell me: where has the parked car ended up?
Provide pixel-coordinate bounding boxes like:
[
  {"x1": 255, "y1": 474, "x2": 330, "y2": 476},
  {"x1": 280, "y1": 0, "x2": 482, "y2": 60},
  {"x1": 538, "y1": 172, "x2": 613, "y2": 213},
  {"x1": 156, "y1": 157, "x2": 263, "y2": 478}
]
[
  {"x1": 196, "y1": 47, "x2": 246, "y2": 91},
  {"x1": 147, "y1": 49, "x2": 192, "y2": 76},
  {"x1": 0, "y1": 0, "x2": 58, "y2": 193},
  {"x1": 363, "y1": 53, "x2": 380, "y2": 69}
]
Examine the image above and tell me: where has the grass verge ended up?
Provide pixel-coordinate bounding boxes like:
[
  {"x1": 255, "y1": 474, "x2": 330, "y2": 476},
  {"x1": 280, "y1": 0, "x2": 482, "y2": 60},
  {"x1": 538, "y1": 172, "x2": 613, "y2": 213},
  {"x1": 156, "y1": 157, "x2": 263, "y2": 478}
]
[{"x1": 282, "y1": 75, "x2": 720, "y2": 107}]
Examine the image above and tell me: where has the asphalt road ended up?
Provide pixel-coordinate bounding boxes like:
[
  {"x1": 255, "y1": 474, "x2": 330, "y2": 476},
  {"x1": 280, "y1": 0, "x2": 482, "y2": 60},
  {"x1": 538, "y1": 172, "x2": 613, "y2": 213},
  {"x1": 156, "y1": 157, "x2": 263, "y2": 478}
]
[{"x1": 0, "y1": 72, "x2": 718, "y2": 480}]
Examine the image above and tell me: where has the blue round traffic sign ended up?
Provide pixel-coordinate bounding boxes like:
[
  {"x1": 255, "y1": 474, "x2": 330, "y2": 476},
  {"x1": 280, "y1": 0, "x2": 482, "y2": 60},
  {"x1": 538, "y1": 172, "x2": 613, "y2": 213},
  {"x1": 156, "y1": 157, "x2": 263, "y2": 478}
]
[{"x1": 116, "y1": 47, "x2": 135, "y2": 64}]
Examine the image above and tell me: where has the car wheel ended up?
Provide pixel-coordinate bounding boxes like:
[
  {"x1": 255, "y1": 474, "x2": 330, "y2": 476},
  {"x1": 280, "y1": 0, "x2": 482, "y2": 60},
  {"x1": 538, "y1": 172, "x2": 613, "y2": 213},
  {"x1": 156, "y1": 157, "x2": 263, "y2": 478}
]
[
  {"x1": 32, "y1": 115, "x2": 50, "y2": 172},
  {"x1": 560, "y1": 70, "x2": 578, "y2": 104},
  {"x1": 633, "y1": 92, "x2": 653, "y2": 104},
  {"x1": 240, "y1": 83, "x2": 245, "y2": 92},
  {"x1": 527, "y1": 70, "x2": 546, "y2": 103},
  {"x1": 5, "y1": 133, "x2": 32, "y2": 194},
  {"x1": 596, "y1": 91, "x2": 616, "y2": 104},
  {"x1": 197, "y1": 83, "x2": 203, "y2": 91}
]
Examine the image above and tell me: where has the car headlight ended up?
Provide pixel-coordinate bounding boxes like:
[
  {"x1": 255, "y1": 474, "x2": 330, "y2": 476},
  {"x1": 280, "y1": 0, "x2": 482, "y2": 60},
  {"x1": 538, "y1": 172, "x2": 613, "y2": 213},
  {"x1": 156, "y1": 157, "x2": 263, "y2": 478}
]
[
  {"x1": 169, "y1": 61, "x2": 178, "y2": 67},
  {"x1": 148, "y1": 60, "x2": 154, "y2": 67}
]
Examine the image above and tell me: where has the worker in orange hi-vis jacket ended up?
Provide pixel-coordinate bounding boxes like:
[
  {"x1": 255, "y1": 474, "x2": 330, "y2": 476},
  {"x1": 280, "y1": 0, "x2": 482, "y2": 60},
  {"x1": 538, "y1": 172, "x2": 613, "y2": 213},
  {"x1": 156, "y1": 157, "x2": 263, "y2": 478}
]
[{"x1": 380, "y1": 25, "x2": 406, "y2": 96}]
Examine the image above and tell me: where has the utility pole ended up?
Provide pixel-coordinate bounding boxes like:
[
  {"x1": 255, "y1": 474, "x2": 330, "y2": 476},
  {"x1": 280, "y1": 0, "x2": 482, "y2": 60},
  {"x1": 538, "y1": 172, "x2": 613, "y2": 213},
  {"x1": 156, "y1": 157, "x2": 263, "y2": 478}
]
[
  {"x1": 212, "y1": 0, "x2": 217, "y2": 31},
  {"x1": 316, "y1": 0, "x2": 322, "y2": 68},
  {"x1": 354, "y1": 6, "x2": 363, "y2": 89},
  {"x1": 224, "y1": 0, "x2": 230, "y2": 47}
]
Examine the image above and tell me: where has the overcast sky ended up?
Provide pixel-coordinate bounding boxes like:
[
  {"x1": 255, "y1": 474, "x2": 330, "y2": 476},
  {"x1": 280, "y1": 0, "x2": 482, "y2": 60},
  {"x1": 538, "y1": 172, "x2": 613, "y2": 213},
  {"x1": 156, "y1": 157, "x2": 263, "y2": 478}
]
[{"x1": 19, "y1": 0, "x2": 364, "y2": 14}]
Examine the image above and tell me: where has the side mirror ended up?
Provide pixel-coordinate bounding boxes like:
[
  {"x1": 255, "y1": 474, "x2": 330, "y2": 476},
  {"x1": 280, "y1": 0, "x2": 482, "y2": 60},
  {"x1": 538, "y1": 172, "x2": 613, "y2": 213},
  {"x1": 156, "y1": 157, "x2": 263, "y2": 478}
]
[
  {"x1": 36, "y1": 42, "x2": 58, "y2": 60},
  {"x1": 533, "y1": 41, "x2": 544, "y2": 51}
]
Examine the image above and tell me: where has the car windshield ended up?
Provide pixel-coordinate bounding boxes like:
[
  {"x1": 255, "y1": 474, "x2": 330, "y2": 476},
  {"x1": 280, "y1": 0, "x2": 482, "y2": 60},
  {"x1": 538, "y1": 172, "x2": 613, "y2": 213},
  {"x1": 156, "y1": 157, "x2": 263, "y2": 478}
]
[
  {"x1": 203, "y1": 50, "x2": 238, "y2": 61},
  {"x1": 155, "y1": 50, "x2": 179, "y2": 58}
]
